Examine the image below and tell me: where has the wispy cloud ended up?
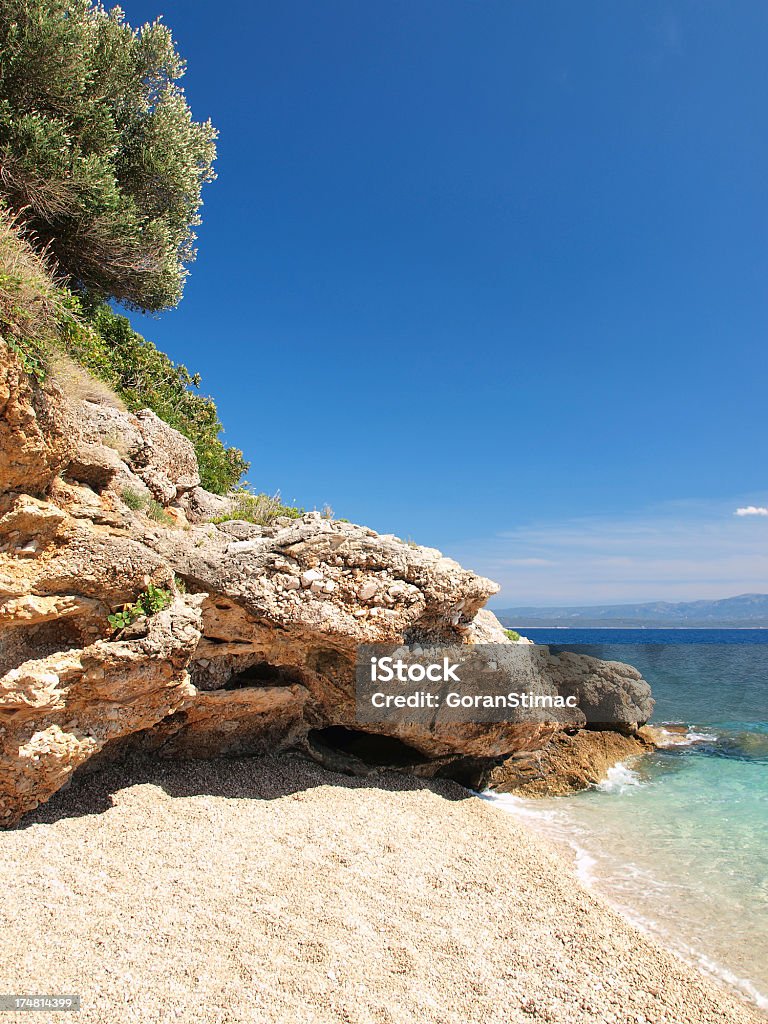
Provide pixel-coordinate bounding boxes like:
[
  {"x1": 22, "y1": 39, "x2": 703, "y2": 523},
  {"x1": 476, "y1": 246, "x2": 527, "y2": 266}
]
[{"x1": 448, "y1": 497, "x2": 768, "y2": 606}]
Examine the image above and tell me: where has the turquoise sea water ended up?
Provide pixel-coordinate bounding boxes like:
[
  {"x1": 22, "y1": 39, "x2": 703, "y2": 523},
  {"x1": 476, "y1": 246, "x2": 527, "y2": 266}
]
[{"x1": 485, "y1": 630, "x2": 768, "y2": 1010}]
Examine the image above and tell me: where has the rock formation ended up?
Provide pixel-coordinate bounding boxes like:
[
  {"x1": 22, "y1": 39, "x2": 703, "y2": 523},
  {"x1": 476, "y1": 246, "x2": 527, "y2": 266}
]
[
  {"x1": 484, "y1": 727, "x2": 656, "y2": 796},
  {"x1": 0, "y1": 340, "x2": 654, "y2": 826}
]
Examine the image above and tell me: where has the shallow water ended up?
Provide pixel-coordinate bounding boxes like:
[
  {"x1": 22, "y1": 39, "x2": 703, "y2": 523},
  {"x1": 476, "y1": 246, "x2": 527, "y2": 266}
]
[{"x1": 485, "y1": 630, "x2": 768, "y2": 1010}]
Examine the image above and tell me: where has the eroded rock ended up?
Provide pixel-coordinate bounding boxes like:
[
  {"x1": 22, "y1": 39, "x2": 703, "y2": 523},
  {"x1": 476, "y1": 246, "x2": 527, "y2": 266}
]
[
  {"x1": 0, "y1": 596, "x2": 201, "y2": 825},
  {"x1": 484, "y1": 727, "x2": 657, "y2": 796},
  {"x1": 0, "y1": 339, "x2": 655, "y2": 825}
]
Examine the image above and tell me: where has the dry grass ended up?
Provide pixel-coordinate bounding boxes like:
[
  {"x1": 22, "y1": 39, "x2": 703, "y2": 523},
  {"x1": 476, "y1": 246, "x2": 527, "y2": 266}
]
[
  {"x1": 47, "y1": 349, "x2": 126, "y2": 409},
  {"x1": 0, "y1": 208, "x2": 69, "y2": 350},
  {"x1": 211, "y1": 489, "x2": 304, "y2": 526}
]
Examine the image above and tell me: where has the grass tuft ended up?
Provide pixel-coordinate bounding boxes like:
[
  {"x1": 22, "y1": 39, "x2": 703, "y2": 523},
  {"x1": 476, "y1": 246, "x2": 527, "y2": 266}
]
[{"x1": 212, "y1": 488, "x2": 304, "y2": 527}]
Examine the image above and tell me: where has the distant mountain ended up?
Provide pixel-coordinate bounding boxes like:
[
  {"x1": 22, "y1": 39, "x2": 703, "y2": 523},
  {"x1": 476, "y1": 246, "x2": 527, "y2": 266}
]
[{"x1": 495, "y1": 593, "x2": 768, "y2": 628}]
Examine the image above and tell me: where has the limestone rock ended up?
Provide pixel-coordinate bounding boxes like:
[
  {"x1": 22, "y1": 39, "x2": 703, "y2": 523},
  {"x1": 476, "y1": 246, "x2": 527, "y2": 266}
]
[
  {"x1": 0, "y1": 341, "x2": 76, "y2": 495},
  {"x1": 132, "y1": 409, "x2": 200, "y2": 500},
  {"x1": 178, "y1": 485, "x2": 233, "y2": 524},
  {"x1": 484, "y1": 727, "x2": 656, "y2": 796},
  {"x1": 0, "y1": 596, "x2": 201, "y2": 826},
  {"x1": 541, "y1": 650, "x2": 653, "y2": 734},
  {"x1": 78, "y1": 402, "x2": 199, "y2": 503},
  {"x1": 0, "y1": 341, "x2": 656, "y2": 824}
]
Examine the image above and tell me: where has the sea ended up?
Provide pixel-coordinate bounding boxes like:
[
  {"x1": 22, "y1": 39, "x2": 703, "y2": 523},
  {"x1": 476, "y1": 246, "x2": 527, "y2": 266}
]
[{"x1": 482, "y1": 629, "x2": 768, "y2": 1011}]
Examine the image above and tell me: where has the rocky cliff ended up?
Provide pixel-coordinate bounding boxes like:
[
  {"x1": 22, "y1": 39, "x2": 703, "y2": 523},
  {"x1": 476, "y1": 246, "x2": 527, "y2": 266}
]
[{"x1": 0, "y1": 340, "x2": 653, "y2": 826}]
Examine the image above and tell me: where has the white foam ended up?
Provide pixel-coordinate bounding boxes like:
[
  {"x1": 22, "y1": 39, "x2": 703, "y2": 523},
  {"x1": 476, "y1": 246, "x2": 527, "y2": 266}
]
[
  {"x1": 652, "y1": 726, "x2": 719, "y2": 747},
  {"x1": 693, "y1": 951, "x2": 768, "y2": 1011},
  {"x1": 477, "y1": 789, "x2": 556, "y2": 820},
  {"x1": 595, "y1": 762, "x2": 643, "y2": 794},
  {"x1": 572, "y1": 844, "x2": 598, "y2": 885},
  {"x1": 479, "y1": 791, "x2": 598, "y2": 882}
]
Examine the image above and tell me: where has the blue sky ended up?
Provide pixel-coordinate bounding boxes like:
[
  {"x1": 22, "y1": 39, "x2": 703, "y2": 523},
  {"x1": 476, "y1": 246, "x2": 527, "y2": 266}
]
[{"x1": 124, "y1": 0, "x2": 767, "y2": 605}]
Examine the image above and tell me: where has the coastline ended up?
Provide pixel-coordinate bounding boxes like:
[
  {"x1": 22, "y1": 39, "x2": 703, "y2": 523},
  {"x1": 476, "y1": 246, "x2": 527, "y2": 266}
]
[
  {"x1": 482, "y1": 779, "x2": 768, "y2": 1015},
  {"x1": 2, "y1": 754, "x2": 764, "y2": 1024}
]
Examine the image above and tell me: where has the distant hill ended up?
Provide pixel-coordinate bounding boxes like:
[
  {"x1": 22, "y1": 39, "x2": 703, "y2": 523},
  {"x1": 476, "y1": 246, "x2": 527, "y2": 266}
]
[{"x1": 495, "y1": 593, "x2": 768, "y2": 628}]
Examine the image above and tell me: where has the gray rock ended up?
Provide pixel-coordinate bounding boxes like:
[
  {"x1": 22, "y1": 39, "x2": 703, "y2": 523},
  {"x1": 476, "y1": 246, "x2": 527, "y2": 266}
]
[{"x1": 179, "y1": 486, "x2": 233, "y2": 524}]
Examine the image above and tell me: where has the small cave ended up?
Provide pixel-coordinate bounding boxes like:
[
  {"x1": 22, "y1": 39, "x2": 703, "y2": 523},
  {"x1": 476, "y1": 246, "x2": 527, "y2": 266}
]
[
  {"x1": 223, "y1": 661, "x2": 305, "y2": 691},
  {"x1": 308, "y1": 726, "x2": 428, "y2": 768}
]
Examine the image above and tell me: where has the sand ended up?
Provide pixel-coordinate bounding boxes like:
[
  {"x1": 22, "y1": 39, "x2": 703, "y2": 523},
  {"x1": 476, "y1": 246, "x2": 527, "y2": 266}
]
[{"x1": 0, "y1": 754, "x2": 763, "y2": 1024}]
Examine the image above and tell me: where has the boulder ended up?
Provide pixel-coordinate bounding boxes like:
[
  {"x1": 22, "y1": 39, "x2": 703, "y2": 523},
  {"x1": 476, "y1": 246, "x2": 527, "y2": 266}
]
[
  {"x1": 79, "y1": 402, "x2": 199, "y2": 503},
  {"x1": 484, "y1": 727, "x2": 656, "y2": 796},
  {"x1": 177, "y1": 485, "x2": 233, "y2": 524}
]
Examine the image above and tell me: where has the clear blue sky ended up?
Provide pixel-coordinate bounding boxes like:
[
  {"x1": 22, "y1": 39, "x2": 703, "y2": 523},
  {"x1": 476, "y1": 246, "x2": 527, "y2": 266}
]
[{"x1": 124, "y1": 0, "x2": 768, "y2": 605}]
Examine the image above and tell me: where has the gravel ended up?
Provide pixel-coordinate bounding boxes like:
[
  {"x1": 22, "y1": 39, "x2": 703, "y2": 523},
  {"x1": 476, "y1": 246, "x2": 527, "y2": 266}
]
[{"x1": 0, "y1": 754, "x2": 764, "y2": 1024}]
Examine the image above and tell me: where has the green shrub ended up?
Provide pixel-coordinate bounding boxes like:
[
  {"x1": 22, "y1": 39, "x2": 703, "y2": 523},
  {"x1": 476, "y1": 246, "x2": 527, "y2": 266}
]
[
  {"x1": 0, "y1": 0, "x2": 216, "y2": 312},
  {"x1": 120, "y1": 490, "x2": 179, "y2": 527},
  {"x1": 108, "y1": 582, "x2": 172, "y2": 631},
  {"x1": 212, "y1": 487, "x2": 304, "y2": 526},
  {"x1": 504, "y1": 629, "x2": 521, "y2": 642},
  {"x1": 0, "y1": 214, "x2": 246, "y2": 496}
]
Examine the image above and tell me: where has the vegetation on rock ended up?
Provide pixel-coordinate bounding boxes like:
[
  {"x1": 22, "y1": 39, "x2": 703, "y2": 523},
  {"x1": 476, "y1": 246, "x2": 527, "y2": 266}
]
[
  {"x1": 0, "y1": 209, "x2": 68, "y2": 380},
  {"x1": 64, "y1": 301, "x2": 249, "y2": 493},
  {"x1": 107, "y1": 581, "x2": 173, "y2": 631},
  {"x1": 0, "y1": 2, "x2": 247, "y2": 495},
  {"x1": 0, "y1": 209, "x2": 247, "y2": 493},
  {"x1": 211, "y1": 487, "x2": 305, "y2": 526}
]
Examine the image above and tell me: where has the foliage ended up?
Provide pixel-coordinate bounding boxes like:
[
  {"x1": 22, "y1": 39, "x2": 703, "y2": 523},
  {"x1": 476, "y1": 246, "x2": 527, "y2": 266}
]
[
  {"x1": 64, "y1": 301, "x2": 249, "y2": 493},
  {"x1": 0, "y1": 180, "x2": 244, "y2": 498},
  {"x1": 0, "y1": 210, "x2": 247, "y2": 494},
  {"x1": 107, "y1": 581, "x2": 172, "y2": 630},
  {"x1": 212, "y1": 487, "x2": 305, "y2": 526},
  {"x1": 120, "y1": 486, "x2": 148, "y2": 511},
  {"x1": 504, "y1": 629, "x2": 521, "y2": 642},
  {"x1": 0, "y1": 0, "x2": 217, "y2": 312},
  {"x1": 119, "y1": 489, "x2": 179, "y2": 527}
]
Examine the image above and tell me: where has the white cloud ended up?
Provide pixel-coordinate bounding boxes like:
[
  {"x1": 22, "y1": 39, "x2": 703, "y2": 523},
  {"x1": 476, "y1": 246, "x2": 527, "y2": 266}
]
[{"x1": 735, "y1": 506, "x2": 768, "y2": 517}]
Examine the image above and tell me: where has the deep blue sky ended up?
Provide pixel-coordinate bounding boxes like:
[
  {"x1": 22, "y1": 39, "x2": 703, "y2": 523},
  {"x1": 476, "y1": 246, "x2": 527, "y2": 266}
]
[{"x1": 124, "y1": 0, "x2": 768, "y2": 604}]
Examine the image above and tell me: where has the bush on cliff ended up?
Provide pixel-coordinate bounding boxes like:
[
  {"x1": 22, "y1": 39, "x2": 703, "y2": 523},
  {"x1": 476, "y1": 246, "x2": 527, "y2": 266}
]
[
  {"x1": 0, "y1": 5, "x2": 244, "y2": 494},
  {"x1": 0, "y1": 0, "x2": 216, "y2": 312}
]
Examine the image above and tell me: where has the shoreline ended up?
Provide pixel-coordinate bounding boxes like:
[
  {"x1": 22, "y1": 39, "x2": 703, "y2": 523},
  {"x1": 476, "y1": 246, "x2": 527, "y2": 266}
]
[
  {"x1": 481, "y1": 782, "x2": 768, "y2": 1015},
  {"x1": 2, "y1": 754, "x2": 765, "y2": 1024}
]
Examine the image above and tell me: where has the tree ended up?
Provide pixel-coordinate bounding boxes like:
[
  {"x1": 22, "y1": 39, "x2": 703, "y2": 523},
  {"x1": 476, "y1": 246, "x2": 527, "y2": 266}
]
[{"x1": 0, "y1": 0, "x2": 216, "y2": 311}]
